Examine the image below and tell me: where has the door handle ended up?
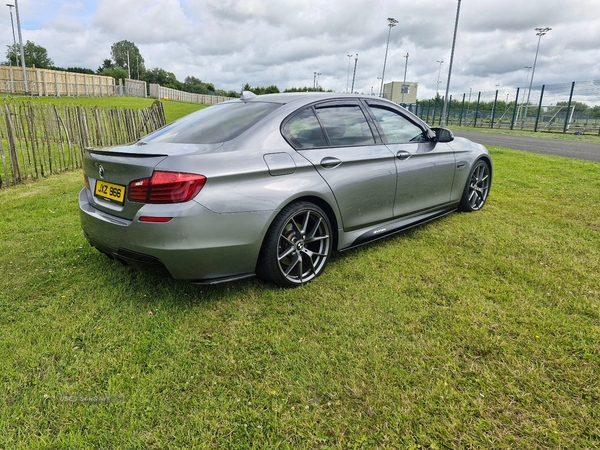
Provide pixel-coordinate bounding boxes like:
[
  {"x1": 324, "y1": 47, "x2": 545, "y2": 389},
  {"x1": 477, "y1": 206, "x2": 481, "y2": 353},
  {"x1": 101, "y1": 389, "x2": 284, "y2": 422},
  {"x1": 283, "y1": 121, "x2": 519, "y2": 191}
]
[
  {"x1": 320, "y1": 157, "x2": 342, "y2": 169},
  {"x1": 396, "y1": 151, "x2": 411, "y2": 160}
]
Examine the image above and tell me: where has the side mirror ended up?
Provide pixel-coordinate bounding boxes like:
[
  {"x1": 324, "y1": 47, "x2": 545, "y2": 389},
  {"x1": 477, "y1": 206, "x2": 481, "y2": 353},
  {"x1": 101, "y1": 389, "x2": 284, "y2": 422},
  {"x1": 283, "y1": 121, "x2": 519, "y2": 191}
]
[{"x1": 431, "y1": 127, "x2": 454, "y2": 143}]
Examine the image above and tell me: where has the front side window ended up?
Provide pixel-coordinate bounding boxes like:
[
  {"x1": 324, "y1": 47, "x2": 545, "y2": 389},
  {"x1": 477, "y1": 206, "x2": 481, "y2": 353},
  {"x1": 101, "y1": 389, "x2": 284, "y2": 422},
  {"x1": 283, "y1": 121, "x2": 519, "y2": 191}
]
[
  {"x1": 369, "y1": 105, "x2": 425, "y2": 144},
  {"x1": 141, "y1": 101, "x2": 281, "y2": 145},
  {"x1": 315, "y1": 104, "x2": 375, "y2": 147}
]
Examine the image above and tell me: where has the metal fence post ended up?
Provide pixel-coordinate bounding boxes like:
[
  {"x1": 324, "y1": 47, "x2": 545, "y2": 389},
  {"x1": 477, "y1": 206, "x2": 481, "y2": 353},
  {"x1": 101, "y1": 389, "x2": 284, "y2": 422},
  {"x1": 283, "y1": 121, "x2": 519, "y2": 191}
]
[
  {"x1": 473, "y1": 92, "x2": 481, "y2": 127},
  {"x1": 534, "y1": 85, "x2": 545, "y2": 132},
  {"x1": 459, "y1": 93, "x2": 465, "y2": 126},
  {"x1": 510, "y1": 88, "x2": 520, "y2": 130},
  {"x1": 563, "y1": 81, "x2": 575, "y2": 133},
  {"x1": 446, "y1": 95, "x2": 452, "y2": 125},
  {"x1": 491, "y1": 90, "x2": 499, "y2": 128}
]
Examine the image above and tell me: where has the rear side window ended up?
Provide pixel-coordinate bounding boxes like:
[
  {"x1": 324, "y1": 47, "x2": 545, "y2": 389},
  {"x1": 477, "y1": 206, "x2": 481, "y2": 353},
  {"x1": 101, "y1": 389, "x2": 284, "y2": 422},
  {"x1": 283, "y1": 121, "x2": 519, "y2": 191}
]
[
  {"x1": 315, "y1": 105, "x2": 375, "y2": 147},
  {"x1": 282, "y1": 108, "x2": 327, "y2": 149},
  {"x1": 142, "y1": 102, "x2": 281, "y2": 144}
]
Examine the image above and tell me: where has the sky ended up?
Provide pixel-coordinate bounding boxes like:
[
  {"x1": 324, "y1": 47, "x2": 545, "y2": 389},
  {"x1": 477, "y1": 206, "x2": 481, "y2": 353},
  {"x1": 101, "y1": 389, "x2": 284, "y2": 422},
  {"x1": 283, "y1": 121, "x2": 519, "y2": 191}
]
[{"x1": 2, "y1": 0, "x2": 599, "y2": 99}]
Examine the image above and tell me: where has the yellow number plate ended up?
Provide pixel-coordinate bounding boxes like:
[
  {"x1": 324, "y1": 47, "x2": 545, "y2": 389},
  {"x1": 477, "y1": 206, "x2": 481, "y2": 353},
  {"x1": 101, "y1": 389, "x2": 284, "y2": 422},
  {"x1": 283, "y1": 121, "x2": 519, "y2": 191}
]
[{"x1": 94, "y1": 180, "x2": 126, "y2": 204}]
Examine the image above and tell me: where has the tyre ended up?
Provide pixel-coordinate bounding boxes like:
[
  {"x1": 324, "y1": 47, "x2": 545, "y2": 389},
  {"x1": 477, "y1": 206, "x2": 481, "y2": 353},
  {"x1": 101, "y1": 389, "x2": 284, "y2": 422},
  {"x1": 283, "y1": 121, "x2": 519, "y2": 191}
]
[
  {"x1": 459, "y1": 160, "x2": 491, "y2": 212},
  {"x1": 257, "y1": 202, "x2": 332, "y2": 287}
]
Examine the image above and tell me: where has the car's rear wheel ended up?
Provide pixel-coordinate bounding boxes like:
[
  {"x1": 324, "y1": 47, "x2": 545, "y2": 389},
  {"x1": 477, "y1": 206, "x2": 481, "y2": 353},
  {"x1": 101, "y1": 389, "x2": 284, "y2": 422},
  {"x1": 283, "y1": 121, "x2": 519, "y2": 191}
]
[
  {"x1": 257, "y1": 202, "x2": 332, "y2": 287},
  {"x1": 459, "y1": 160, "x2": 491, "y2": 212}
]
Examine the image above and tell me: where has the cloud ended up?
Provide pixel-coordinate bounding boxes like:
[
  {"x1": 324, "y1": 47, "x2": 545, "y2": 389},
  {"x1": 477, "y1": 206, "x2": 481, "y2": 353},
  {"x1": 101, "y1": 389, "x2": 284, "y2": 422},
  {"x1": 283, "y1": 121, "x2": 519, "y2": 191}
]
[{"x1": 0, "y1": 0, "x2": 598, "y2": 99}]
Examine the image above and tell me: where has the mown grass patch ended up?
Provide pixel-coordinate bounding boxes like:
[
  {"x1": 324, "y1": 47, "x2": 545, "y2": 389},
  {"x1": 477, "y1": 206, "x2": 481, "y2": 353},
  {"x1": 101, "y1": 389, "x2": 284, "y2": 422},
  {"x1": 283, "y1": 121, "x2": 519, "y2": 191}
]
[
  {"x1": 1, "y1": 94, "x2": 206, "y2": 123},
  {"x1": 0, "y1": 148, "x2": 599, "y2": 448}
]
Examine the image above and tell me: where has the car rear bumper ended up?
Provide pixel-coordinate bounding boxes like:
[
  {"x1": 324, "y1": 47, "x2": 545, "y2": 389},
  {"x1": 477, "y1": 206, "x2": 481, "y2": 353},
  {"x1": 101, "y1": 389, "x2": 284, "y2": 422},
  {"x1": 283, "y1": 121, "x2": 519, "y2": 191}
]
[{"x1": 78, "y1": 188, "x2": 272, "y2": 281}]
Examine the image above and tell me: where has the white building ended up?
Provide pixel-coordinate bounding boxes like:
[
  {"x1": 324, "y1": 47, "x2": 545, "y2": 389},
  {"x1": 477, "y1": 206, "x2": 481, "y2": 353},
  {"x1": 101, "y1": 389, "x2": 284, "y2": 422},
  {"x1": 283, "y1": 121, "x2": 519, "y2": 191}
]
[{"x1": 383, "y1": 81, "x2": 418, "y2": 104}]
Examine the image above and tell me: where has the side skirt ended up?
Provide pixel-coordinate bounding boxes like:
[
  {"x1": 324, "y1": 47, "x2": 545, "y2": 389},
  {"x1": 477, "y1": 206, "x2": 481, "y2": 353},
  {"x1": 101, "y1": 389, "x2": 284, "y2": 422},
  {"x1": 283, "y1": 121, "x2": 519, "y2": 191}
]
[{"x1": 339, "y1": 206, "x2": 458, "y2": 251}]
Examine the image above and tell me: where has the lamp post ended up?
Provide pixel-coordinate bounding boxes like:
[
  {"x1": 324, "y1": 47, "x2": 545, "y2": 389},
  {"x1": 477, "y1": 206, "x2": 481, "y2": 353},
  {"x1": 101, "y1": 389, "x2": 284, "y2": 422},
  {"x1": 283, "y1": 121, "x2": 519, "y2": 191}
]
[
  {"x1": 379, "y1": 17, "x2": 398, "y2": 97},
  {"x1": 524, "y1": 27, "x2": 551, "y2": 121},
  {"x1": 440, "y1": 0, "x2": 462, "y2": 127},
  {"x1": 435, "y1": 60, "x2": 443, "y2": 97},
  {"x1": 10, "y1": 0, "x2": 27, "y2": 93},
  {"x1": 6, "y1": 4, "x2": 17, "y2": 66},
  {"x1": 517, "y1": 66, "x2": 532, "y2": 121},
  {"x1": 346, "y1": 54, "x2": 353, "y2": 93},
  {"x1": 313, "y1": 71, "x2": 320, "y2": 90},
  {"x1": 401, "y1": 52, "x2": 409, "y2": 104},
  {"x1": 350, "y1": 54, "x2": 358, "y2": 93}
]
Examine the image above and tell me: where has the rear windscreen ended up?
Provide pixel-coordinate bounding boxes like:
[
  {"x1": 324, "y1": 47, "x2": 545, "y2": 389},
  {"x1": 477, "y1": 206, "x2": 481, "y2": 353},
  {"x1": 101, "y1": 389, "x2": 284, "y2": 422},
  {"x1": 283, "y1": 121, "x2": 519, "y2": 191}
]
[{"x1": 141, "y1": 102, "x2": 281, "y2": 144}]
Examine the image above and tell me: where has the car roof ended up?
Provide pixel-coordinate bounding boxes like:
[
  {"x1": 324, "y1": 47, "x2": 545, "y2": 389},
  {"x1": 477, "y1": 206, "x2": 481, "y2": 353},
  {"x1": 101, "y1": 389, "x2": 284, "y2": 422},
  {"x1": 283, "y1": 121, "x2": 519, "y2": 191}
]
[{"x1": 237, "y1": 92, "x2": 388, "y2": 106}]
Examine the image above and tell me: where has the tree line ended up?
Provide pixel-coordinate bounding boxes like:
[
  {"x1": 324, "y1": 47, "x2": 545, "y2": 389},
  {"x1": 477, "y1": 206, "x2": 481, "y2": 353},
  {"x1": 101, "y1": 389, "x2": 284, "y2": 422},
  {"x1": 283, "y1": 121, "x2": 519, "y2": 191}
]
[
  {"x1": 3, "y1": 40, "x2": 240, "y2": 98},
  {"x1": 2, "y1": 39, "x2": 336, "y2": 100}
]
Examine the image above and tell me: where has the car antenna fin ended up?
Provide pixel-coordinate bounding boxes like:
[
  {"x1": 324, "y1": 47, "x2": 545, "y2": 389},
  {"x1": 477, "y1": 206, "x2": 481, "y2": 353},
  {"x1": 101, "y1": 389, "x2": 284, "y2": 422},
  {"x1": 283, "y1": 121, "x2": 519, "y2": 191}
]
[{"x1": 241, "y1": 91, "x2": 257, "y2": 102}]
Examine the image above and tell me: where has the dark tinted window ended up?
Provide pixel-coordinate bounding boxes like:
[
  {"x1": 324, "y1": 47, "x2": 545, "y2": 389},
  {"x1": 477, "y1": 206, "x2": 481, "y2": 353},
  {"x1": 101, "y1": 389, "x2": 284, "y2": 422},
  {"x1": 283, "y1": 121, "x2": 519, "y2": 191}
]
[
  {"x1": 315, "y1": 105, "x2": 375, "y2": 146},
  {"x1": 369, "y1": 105, "x2": 425, "y2": 144},
  {"x1": 141, "y1": 102, "x2": 281, "y2": 144},
  {"x1": 282, "y1": 108, "x2": 327, "y2": 149}
]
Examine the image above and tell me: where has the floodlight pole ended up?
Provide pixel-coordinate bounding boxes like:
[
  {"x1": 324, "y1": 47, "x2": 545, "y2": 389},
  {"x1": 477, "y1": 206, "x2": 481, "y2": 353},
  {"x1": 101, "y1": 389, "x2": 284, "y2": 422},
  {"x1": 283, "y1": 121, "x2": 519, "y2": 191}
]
[
  {"x1": 435, "y1": 60, "x2": 443, "y2": 97},
  {"x1": 350, "y1": 54, "x2": 358, "y2": 93},
  {"x1": 346, "y1": 54, "x2": 353, "y2": 93},
  {"x1": 524, "y1": 27, "x2": 551, "y2": 121},
  {"x1": 13, "y1": 0, "x2": 28, "y2": 93},
  {"x1": 6, "y1": 4, "x2": 17, "y2": 65},
  {"x1": 440, "y1": 0, "x2": 461, "y2": 127},
  {"x1": 401, "y1": 52, "x2": 409, "y2": 103},
  {"x1": 379, "y1": 17, "x2": 398, "y2": 97}
]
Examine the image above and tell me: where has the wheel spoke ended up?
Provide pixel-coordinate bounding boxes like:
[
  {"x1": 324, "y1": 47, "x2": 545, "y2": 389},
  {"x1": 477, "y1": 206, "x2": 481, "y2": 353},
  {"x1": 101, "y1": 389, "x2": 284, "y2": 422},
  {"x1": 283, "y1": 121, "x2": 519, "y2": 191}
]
[
  {"x1": 271, "y1": 205, "x2": 332, "y2": 285},
  {"x1": 278, "y1": 245, "x2": 295, "y2": 261},
  {"x1": 284, "y1": 252, "x2": 301, "y2": 277}
]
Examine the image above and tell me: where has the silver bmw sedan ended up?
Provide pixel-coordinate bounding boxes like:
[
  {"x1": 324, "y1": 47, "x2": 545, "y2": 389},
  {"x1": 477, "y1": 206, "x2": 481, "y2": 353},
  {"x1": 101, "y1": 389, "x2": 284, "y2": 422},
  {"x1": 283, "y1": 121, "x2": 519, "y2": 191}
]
[{"x1": 79, "y1": 92, "x2": 491, "y2": 287}]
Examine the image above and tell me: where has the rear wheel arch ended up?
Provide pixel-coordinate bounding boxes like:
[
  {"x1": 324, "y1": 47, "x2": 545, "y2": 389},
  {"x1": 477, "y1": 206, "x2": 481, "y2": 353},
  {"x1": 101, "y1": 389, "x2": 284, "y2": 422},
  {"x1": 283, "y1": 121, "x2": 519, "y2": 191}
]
[{"x1": 256, "y1": 198, "x2": 336, "y2": 287}]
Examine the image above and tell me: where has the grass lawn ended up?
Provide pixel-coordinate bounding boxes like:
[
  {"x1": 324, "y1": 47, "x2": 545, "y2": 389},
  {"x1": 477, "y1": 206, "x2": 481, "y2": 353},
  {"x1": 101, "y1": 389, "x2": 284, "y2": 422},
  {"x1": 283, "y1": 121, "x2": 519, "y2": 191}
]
[
  {"x1": 1, "y1": 94, "x2": 206, "y2": 123},
  {"x1": 0, "y1": 146, "x2": 599, "y2": 448}
]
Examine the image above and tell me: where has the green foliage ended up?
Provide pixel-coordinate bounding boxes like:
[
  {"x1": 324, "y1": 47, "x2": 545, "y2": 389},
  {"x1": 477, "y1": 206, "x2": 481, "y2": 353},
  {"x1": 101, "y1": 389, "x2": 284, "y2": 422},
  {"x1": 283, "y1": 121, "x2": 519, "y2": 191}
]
[
  {"x1": 96, "y1": 59, "x2": 114, "y2": 73},
  {"x1": 5, "y1": 40, "x2": 53, "y2": 68},
  {"x1": 182, "y1": 76, "x2": 215, "y2": 95},
  {"x1": 97, "y1": 67, "x2": 129, "y2": 82},
  {"x1": 142, "y1": 67, "x2": 181, "y2": 90},
  {"x1": 284, "y1": 86, "x2": 329, "y2": 92},
  {"x1": 51, "y1": 67, "x2": 96, "y2": 75},
  {"x1": 243, "y1": 83, "x2": 281, "y2": 95},
  {"x1": 554, "y1": 100, "x2": 589, "y2": 114},
  {"x1": 110, "y1": 40, "x2": 145, "y2": 79},
  {"x1": 590, "y1": 105, "x2": 600, "y2": 118}
]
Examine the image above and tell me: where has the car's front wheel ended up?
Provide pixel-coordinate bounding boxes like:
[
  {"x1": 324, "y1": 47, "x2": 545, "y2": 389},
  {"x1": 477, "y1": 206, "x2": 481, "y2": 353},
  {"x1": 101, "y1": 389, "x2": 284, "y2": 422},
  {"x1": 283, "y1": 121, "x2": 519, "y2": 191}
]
[
  {"x1": 459, "y1": 160, "x2": 491, "y2": 212},
  {"x1": 257, "y1": 202, "x2": 332, "y2": 287}
]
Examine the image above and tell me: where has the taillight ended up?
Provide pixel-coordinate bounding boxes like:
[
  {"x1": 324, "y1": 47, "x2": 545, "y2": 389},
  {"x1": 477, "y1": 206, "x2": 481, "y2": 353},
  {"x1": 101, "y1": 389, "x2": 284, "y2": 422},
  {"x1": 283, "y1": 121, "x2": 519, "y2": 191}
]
[{"x1": 128, "y1": 171, "x2": 206, "y2": 204}]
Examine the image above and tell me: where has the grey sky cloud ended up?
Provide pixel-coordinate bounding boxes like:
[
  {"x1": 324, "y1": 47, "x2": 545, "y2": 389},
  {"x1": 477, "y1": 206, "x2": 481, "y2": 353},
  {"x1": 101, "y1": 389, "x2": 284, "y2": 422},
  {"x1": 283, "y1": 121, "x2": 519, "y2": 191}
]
[{"x1": 1, "y1": 0, "x2": 598, "y2": 99}]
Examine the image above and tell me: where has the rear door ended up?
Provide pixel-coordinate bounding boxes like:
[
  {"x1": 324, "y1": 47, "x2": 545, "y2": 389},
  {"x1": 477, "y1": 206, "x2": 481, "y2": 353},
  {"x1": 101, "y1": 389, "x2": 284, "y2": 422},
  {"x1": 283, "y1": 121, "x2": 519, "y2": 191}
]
[
  {"x1": 282, "y1": 100, "x2": 397, "y2": 231},
  {"x1": 365, "y1": 101, "x2": 456, "y2": 217}
]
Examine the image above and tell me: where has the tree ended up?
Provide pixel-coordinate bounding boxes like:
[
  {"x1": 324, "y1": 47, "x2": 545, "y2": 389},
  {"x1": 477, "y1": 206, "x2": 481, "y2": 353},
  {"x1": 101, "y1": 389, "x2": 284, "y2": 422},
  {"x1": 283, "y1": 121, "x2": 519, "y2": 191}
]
[
  {"x1": 110, "y1": 40, "x2": 145, "y2": 79},
  {"x1": 589, "y1": 105, "x2": 600, "y2": 119},
  {"x1": 243, "y1": 84, "x2": 281, "y2": 95},
  {"x1": 6, "y1": 40, "x2": 53, "y2": 68},
  {"x1": 141, "y1": 67, "x2": 181, "y2": 90},
  {"x1": 98, "y1": 67, "x2": 129, "y2": 82},
  {"x1": 182, "y1": 76, "x2": 216, "y2": 95},
  {"x1": 97, "y1": 59, "x2": 114, "y2": 73}
]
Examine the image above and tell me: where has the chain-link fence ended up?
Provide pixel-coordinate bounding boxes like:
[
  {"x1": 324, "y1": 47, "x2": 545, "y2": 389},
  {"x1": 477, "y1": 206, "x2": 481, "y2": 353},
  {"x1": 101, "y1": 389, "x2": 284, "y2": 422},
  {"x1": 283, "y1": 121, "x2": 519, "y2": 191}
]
[{"x1": 406, "y1": 80, "x2": 600, "y2": 135}]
